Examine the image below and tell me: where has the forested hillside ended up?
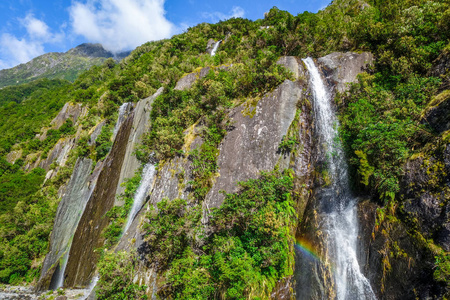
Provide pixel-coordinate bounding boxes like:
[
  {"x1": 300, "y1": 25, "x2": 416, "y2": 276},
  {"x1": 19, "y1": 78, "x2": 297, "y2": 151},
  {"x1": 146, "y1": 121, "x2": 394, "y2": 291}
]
[{"x1": 0, "y1": 0, "x2": 448, "y2": 299}]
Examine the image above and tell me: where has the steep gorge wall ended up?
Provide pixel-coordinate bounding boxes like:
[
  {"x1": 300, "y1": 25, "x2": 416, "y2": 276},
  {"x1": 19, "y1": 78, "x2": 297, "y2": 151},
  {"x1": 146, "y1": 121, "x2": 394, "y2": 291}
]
[
  {"x1": 37, "y1": 50, "x2": 448, "y2": 299},
  {"x1": 64, "y1": 113, "x2": 134, "y2": 287}
]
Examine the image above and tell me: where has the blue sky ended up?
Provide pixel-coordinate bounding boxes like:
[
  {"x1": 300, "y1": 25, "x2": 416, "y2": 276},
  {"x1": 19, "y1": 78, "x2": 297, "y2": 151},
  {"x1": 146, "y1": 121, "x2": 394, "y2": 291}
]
[{"x1": 0, "y1": 0, "x2": 331, "y2": 70}]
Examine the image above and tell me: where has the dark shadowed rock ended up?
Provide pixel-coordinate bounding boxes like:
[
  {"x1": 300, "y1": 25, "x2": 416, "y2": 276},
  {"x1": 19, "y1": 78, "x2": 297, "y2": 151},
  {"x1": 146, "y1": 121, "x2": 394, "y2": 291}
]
[
  {"x1": 421, "y1": 90, "x2": 450, "y2": 134},
  {"x1": 365, "y1": 215, "x2": 447, "y2": 300},
  {"x1": 401, "y1": 152, "x2": 450, "y2": 251}
]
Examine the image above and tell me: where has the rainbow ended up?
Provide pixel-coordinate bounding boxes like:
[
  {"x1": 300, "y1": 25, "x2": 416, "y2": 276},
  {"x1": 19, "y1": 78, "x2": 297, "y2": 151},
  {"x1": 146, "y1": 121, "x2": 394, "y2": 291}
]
[{"x1": 294, "y1": 236, "x2": 322, "y2": 263}]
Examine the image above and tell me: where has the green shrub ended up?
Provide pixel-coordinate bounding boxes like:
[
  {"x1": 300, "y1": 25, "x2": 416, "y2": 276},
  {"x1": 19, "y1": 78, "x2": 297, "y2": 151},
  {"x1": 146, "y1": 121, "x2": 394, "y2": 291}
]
[
  {"x1": 142, "y1": 170, "x2": 296, "y2": 299},
  {"x1": 97, "y1": 251, "x2": 147, "y2": 300}
]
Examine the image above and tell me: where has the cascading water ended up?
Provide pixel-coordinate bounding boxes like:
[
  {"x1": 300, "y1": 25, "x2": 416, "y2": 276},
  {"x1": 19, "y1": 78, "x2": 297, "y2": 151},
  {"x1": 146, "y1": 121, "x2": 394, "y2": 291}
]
[
  {"x1": 300, "y1": 57, "x2": 377, "y2": 300},
  {"x1": 210, "y1": 40, "x2": 221, "y2": 56},
  {"x1": 113, "y1": 102, "x2": 131, "y2": 138},
  {"x1": 123, "y1": 163, "x2": 156, "y2": 234}
]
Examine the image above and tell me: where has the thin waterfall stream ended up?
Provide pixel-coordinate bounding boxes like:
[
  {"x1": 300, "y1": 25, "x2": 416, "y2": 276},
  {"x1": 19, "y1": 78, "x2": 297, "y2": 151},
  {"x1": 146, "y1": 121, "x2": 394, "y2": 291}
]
[
  {"x1": 301, "y1": 57, "x2": 377, "y2": 300},
  {"x1": 210, "y1": 40, "x2": 221, "y2": 56},
  {"x1": 123, "y1": 163, "x2": 156, "y2": 234}
]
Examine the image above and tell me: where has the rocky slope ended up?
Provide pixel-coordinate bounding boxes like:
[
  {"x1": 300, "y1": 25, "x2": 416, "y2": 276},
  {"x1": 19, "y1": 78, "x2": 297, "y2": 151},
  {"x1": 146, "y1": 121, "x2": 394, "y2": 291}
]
[{"x1": 0, "y1": 43, "x2": 129, "y2": 88}]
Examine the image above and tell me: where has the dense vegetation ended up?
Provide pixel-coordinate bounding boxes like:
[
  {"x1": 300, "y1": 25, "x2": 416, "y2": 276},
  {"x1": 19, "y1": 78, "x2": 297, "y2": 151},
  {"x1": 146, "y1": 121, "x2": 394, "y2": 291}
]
[
  {"x1": 98, "y1": 171, "x2": 296, "y2": 299},
  {"x1": 0, "y1": 0, "x2": 448, "y2": 293}
]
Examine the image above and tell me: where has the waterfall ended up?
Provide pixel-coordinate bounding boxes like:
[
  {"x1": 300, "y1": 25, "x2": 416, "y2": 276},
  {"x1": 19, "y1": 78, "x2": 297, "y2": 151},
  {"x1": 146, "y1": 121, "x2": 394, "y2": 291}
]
[
  {"x1": 210, "y1": 40, "x2": 221, "y2": 56},
  {"x1": 301, "y1": 57, "x2": 376, "y2": 300},
  {"x1": 83, "y1": 275, "x2": 99, "y2": 300},
  {"x1": 113, "y1": 103, "x2": 131, "y2": 138},
  {"x1": 123, "y1": 163, "x2": 156, "y2": 234},
  {"x1": 54, "y1": 248, "x2": 70, "y2": 289}
]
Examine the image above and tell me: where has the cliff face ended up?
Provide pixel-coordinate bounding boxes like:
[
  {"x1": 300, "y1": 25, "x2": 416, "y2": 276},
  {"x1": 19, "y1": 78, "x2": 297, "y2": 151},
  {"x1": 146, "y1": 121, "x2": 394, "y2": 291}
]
[
  {"x1": 33, "y1": 51, "x2": 448, "y2": 300},
  {"x1": 64, "y1": 113, "x2": 134, "y2": 287}
]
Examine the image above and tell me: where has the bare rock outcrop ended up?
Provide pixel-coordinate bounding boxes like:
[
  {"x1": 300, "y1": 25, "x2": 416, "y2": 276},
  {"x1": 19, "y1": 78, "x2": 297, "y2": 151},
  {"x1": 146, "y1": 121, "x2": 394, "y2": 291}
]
[
  {"x1": 50, "y1": 102, "x2": 87, "y2": 130},
  {"x1": 204, "y1": 78, "x2": 306, "y2": 209},
  {"x1": 318, "y1": 52, "x2": 374, "y2": 93}
]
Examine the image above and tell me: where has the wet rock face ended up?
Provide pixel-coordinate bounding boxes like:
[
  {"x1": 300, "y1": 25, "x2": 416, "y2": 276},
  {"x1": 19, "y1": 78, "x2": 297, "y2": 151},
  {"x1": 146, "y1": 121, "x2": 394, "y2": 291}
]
[
  {"x1": 362, "y1": 210, "x2": 447, "y2": 300},
  {"x1": 318, "y1": 52, "x2": 374, "y2": 93},
  {"x1": 205, "y1": 79, "x2": 305, "y2": 209},
  {"x1": 401, "y1": 153, "x2": 450, "y2": 251},
  {"x1": 206, "y1": 39, "x2": 219, "y2": 55},
  {"x1": 37, "y1": 158, "x2": 95, "y2": 291},
  {"x1": 64, "y1": 113, "x2": 134, "y2": 288},
  {"x1": 115, "y1": 87, "x2": 163, "y2": 205}
]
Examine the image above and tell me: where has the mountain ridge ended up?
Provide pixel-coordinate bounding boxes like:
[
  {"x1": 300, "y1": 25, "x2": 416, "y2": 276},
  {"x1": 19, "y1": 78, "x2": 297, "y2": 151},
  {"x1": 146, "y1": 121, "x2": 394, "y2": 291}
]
[{"x1": 0, "y1": 43, "x2": 130, "y2": 88}]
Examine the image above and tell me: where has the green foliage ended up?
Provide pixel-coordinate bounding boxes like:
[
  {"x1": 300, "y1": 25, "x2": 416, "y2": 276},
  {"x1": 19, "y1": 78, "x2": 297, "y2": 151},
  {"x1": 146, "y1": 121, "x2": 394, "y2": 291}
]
[
  {"x1": 0, "y1": 51, "x2": 110, "y2": 88},
  {"x1": 339, "y1": 73, "x2": 441, "y2": 203},
  {"x1": 0, "y1": 160, "x2": 57, "y2": 284},
  {"x1": 0, "y1": 81, "x2": 71, "y2": 155},
  {"x1": 278, "y1": 135, "x2": 298, "y2": 154},
  {"x1": 143, "y1": 50, "x2": 289, "y2": 162},
  {"x1": 95, "y1": 125, "x2": 113, "y2": 161},
  {"x1": 97, "y1": 251, "x2": 147, "y2": 300},
  {"x1": 189, "y1": 113, "x2": 228, "y2": 200},
  {"x1": 434, "y1": 253, "x2": 450, "y2": 282},
  {"x1": 0, "y1": 79, "x2": 69, "y2": 107},
  {"x1": 142, "y1": 171, "x2": 296, "y2": 299},
  {"x1": 103, "y1": 169, "x2": 143, "y2": 248}
]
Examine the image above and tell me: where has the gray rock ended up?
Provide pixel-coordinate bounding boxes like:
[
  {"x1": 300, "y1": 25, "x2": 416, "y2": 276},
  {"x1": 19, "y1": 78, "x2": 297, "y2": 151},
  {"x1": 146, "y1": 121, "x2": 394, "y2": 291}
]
[
  {"x1": 115, "y1": 87, "x2": 163, "y2": 205},
  {"x1": 38, "y1": 138, "x2": 76, "y2": 171},
  {"x1": 37, "y1": 158, "x2": 97, "y2": 291},
  {"x1": 204, "y1": 79, "x2": 304, "y2": 210},
  {"x1": 174, "y1": 67, "x2": 210, "y2": 91},
  {"x1": 50, "y1": 102, "x2": 85, "y2": 129},
  {"x1": 88, "y1": 121, "x2": 106, "y2": 146},
  {"x1": 276, "y1": 56, "x2": 305, "y2": 80},
  {"x1": 318, "y1": 52, "x2": 374, "y2": 93},
  {"x1": 5, "y1": 149, "x2": 22, "y2": 164}
]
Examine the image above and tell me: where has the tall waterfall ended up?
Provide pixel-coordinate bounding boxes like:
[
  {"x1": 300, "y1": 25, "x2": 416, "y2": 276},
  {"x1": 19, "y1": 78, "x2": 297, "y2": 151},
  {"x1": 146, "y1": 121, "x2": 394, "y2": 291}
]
[
  {"x1": 123, "y1": 163, "x2": 156, "y2": 234},
  {"x1": 210, "y1": 40, "x2": 221, "y2": 56},
  {"x1": 301, "y1": 57, "x2": 376, "y2": 300}
]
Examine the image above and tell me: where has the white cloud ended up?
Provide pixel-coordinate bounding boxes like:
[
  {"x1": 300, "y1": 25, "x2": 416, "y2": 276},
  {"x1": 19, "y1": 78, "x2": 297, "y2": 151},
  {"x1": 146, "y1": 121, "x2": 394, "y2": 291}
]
[
  {"x1": 22, "y1": 14, "x2": 50, "y2": 38},
  {"x1": 0, "y1": 14, "x2": 64, "y2": 69},
  {"x1": 202, "y1": 6, "x2": 245, "y2": 23},
  {"x1": 69, "y1": 0, "x2": 175, "y2": 53},
  {"x1": 0, "y1": 33, "x2": 44, "y2": 69}
]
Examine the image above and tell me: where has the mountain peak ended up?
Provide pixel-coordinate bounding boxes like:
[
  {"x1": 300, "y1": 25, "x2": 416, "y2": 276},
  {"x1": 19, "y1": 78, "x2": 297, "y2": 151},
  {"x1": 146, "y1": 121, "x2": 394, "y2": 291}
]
[{"x1": 67, "y1": 43, "x2": 115, "y2": 58}]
